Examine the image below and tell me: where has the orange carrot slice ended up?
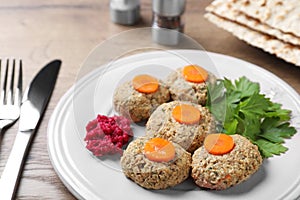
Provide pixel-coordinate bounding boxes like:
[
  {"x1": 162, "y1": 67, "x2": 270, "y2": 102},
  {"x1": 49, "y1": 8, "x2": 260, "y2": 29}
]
[
  {"x1": 132, "y1": 74, "x2": 159, "y2": 94},
  {"x1": 144, "y1": 138, "x2": 175, "y2": 162},
  {"x1": 172, "y1": 104, "x2": 201, "y2": 125},
  {"x1": 204, "y1": 133, "x2": 235, "y2": 155},
  {"x1": 182, "y1": 65, "x2": 208, "y2": 83}
]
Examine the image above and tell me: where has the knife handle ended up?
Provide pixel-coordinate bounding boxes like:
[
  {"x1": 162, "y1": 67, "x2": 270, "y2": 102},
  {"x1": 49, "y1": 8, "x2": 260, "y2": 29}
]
[{"x1": 0, "y1": 130, "x2": 34, "y2": 200}]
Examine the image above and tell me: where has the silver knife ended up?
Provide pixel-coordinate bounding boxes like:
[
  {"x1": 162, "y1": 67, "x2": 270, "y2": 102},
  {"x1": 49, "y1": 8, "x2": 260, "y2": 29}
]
[{"x1": 0, "y1": 60, "x2": 61, "y2": 199}]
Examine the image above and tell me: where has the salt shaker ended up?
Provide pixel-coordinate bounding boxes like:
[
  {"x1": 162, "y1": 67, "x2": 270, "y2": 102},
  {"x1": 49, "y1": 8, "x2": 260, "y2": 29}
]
[
  {"x1": 152, "y1": 0, "x2": 186, "y2": 45},
  {"x1": 110, "y1": 0, "x2": 140, "y2": 25}
]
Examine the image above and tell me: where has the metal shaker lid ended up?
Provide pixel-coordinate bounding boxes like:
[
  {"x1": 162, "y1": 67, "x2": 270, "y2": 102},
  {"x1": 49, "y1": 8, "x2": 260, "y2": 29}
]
[
  {"x1": 152, "y1": 0, "x2": 186, "y2": 16},
  {"x1": 110, "y1": 0, "x2": 140, "y2": 25}
]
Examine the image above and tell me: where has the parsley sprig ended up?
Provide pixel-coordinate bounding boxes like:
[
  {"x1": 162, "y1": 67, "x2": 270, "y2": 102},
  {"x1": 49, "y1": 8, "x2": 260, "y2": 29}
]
[{"x1": 207, "y1": 76, "x2": 296, "y2": 158}]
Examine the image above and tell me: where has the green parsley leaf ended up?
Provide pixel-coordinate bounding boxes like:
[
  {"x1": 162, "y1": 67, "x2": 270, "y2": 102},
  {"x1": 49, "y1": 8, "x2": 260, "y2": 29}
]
[
  {"x1": 206, "y1": 76, "x2": 297, "y2": 158},
  {"x1": 254, "y1": 139, "x2": 288, "y2": 158},
  {"x1": 239, "y1": 93, "x2": 269, "y2": 116},
  {"x1": 224, "y1": 118, "x2": 238, "y2": 135},
  {"x1": 238, "y1": 112, "x2": 261, "y2": 140},
  {"x1": 265, "y1": 102, "x2": 291, "y2": 121},
  {"x1": 260, "y1": 118, "x2": 296, "y2": 143},
  {"x1": 207, "y1": 80, "x2": 226, "y2": 122},
  {"x1": 234, "y1": 76, "x2": 260, "y2": 98}
]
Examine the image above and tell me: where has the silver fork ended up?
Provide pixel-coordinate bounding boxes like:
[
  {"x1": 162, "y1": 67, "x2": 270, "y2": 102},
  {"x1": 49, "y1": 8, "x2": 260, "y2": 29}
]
[{"x1": 0, "y1": 59, "x2": 23, "y2": 134}]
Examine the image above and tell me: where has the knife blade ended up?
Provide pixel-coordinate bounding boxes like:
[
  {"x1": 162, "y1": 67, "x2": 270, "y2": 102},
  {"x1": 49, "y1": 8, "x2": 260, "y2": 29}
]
[{"x1": 0, "y1": 60, "x2": 61, "y2": 199}]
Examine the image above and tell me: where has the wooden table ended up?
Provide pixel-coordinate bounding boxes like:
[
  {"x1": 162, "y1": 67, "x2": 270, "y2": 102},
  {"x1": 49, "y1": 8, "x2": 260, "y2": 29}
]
[{"x1": 0, "y1": 0, "x2": 299, "y2": 199}]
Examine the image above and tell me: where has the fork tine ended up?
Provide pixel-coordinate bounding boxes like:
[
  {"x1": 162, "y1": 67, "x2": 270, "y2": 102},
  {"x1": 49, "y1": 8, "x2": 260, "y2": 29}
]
[
  {"x1": 7, "y1": 59, "x2": 16, "y2": 105},
  {"x1": 14, "y1": 59, "x2": 23, "y2": 105},
  {"x1": 0, "y1": 59, "x2": 9, "y2": 105},
  {"x1": 0, "y1": 59, "x2": 1, "y2": 103}
]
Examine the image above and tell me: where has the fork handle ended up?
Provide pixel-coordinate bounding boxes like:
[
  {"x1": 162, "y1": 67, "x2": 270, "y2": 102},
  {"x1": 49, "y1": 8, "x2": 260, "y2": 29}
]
[{"x1": 0, "y1": 130, "x2": 34, "y2": 199}]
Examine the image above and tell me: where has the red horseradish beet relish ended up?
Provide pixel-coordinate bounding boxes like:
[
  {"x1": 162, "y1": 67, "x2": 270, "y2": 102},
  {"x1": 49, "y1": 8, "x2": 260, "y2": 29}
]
[{"x1": 84, "y1": 115, "x2": 133, "y2": 157}]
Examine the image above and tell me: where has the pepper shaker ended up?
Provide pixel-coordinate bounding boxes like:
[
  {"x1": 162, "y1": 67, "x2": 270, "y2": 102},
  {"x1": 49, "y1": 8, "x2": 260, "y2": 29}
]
[
  {"x1": 110, "y1": 0, "x2": 140, "y2": 25},
  {"x1": 152, "y1": 0, "x2": 186, "y2": 45}
]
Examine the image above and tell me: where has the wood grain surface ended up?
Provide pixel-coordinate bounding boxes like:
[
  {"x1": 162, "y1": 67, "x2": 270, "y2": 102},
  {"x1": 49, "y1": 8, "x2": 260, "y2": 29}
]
[{"x1": 0, "y1": 0, "x2": 299, "y2": 199}]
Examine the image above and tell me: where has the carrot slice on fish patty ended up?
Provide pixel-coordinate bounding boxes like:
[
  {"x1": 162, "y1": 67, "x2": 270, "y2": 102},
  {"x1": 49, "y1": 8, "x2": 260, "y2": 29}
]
[
  {"x1": 132, "y1": 74, "x2": 159, "y2": 94},
  {"x1": 172, "y1": 104, "x2": 201, "y2": 125},
  {"x1": 144, "y1": 138, "x2": 175, "y2": 162},
  {"x1": 182, "y1": 65, "x2": 208, "y2": 83},
  {"x1": 204, "y1": 133, "x2": 235, "y2": 155}
]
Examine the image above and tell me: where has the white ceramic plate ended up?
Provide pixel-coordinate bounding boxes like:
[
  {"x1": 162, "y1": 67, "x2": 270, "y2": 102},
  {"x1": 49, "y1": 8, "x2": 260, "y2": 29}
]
[{"x1": 48, "y1": 50, "x2": 300, "y2": 200}]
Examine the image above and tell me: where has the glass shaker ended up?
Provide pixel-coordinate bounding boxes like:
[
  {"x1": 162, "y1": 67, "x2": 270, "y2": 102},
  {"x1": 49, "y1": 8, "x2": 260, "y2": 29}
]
[{"x1": 152, "y1": 0, "x2": 186, "y2": 45}]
